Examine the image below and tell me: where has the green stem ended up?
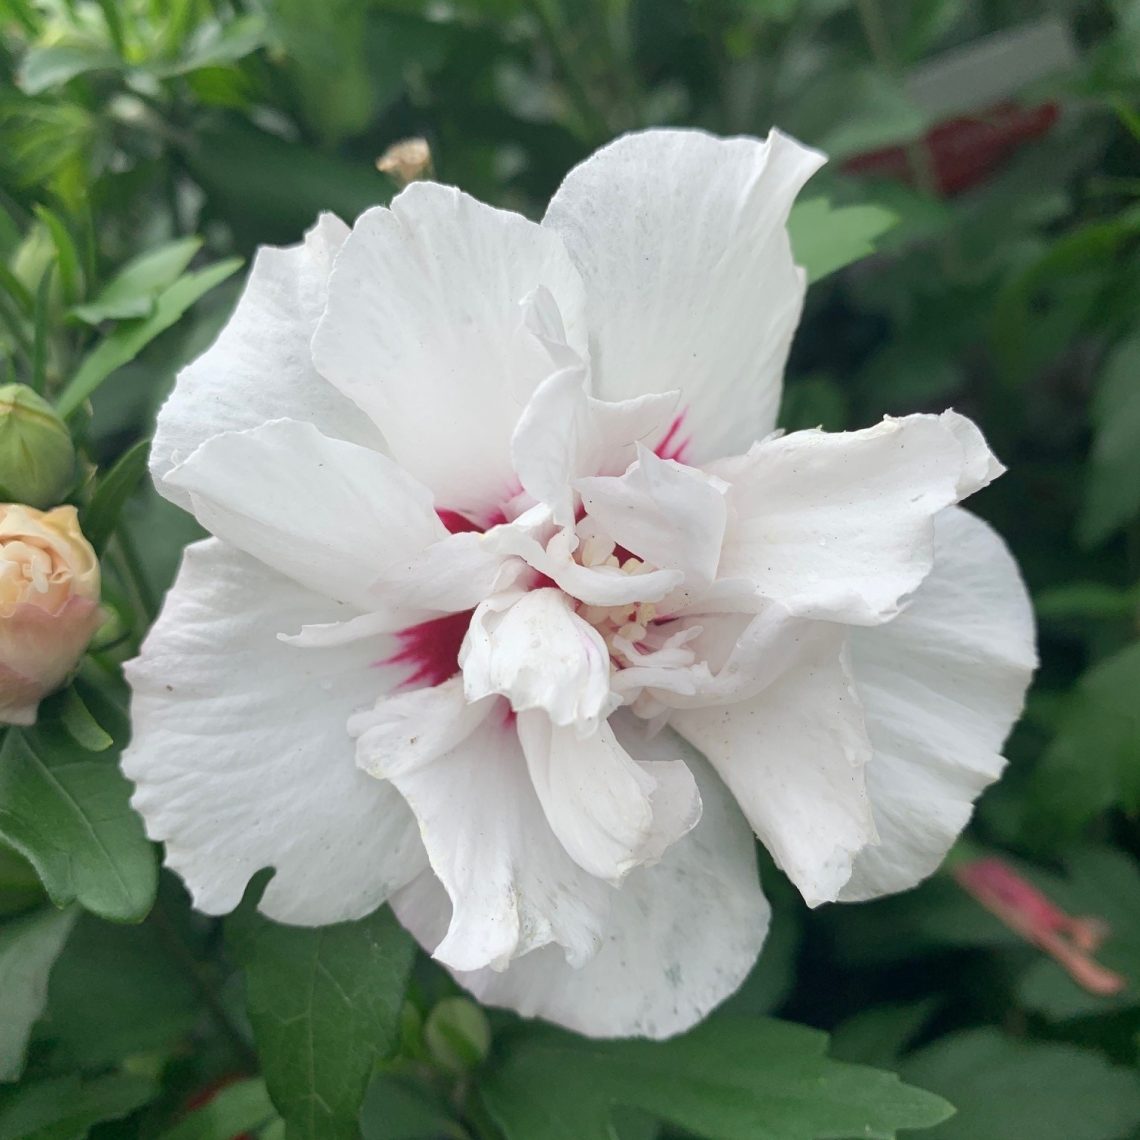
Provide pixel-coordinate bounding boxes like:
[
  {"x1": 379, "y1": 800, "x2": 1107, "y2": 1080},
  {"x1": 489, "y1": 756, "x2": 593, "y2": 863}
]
[
  {"x1": 0, "y1": 289, "x2": 34, "y2": 373},
  {"x1": 112, "y1": 523, "x2": 157, "y2": 624},
  {"x1": 150, "y1": 897, "x2": 261, "y2": 1073},
  {"x1": 461, "y1": 1089, "x2": 505, "y2": 1140}
]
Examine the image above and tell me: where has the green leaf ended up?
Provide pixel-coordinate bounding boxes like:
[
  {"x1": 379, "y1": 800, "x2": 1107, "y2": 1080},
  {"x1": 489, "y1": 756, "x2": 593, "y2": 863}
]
[
  {"x1": 901, "y1": 1029, "x2": 1140, "y2": 1140},
  {"x1": 155, "y1": 13, "x2": 269, "y2": 76},
  {"x1": 718, "y1": 861, "x2": 802, "y2": 1018},
  {"x1": 0, "y1": 262, "x2": 34, "y2": 319},
  {"x1": 0, "y1": 1073, "x2": 156, "y2": 1140},
  {"x1": 1030, "y1": 641, "x2": 1140, "y2": 836},
  {"x1": 70, "y1": 237, "x2": 202, "y2": 325},
  {"x1": 0, "y1": 906, "x2": 77, "y2": 1080},
  {"x1": 0, "y1": 847, "x2": 45, "y2": 919},
  {"x1": 121, "y1": 483, "x2": 206, "y2": 598},
  {"x1": 855, "y1": 338, "x2": 963, "y2": 410},
  {"x1": 157, "y1": 1079, "x2": 278, "y2": 1140},
  {"x1": 0, "y1": 726, "x2": 156, "y2": 923},
  {"x1": 799, "y1": 68, "x2": 928, "y2": 160},
  {"x1": 30, "y1": 208, "x2": 81, "y2": 307},
  {"x1": 81, "y1": 437, "x2": 151, "y2": 554},
  {"x1": 40, "y1": 910, "x2": 199, "y2": 1068},
  {"x1": 30, "y1": 268, "x2": 52, "y2": 395},
  {"x1": 181, "y1": 122, "x2": 390, "y2": 244},
  {"x1": 829, "y1": 1001, "x2": 939, "y2": 1069},
  {"x1": 228, "y1": 903, "x2": 416, "y2": 1140},
  {"x1": 56, "y1": 257, "x2": 241, "y2": 419},
  {"x1": 478, "y1": 1016, "x2": 954, "y2": 1140},
  {"x1": 788, "y1": 198, "x2": 898, "y2": 283},
  {"x1": 989, "y1": 208, "x2": 1140, "y2": 388},
  {"x1": 17, "y1": 44, "x2": 122, "y2": 95},
  {"x1": 92, "y1": 0, "x2": 127, "y2": 53},
  {"x1": 359, "y1": 1075, "x2": 464, "y2": 1140},
  {"x1": 267, "y1": 0, "x2": 380, "y2": 142},
  {"x1": 1034, "y1": 582, "x2": 1140, "y2": 624},
  {"x1": 778, "y1": 373, "x2": 850, "y2": 433},
  {"x1": 1015, "y1": 847, "x2": 1140, "y2": 1019},
  {"x1": 1079, "y1": 335, "x2": 1140, "y2": 545}
]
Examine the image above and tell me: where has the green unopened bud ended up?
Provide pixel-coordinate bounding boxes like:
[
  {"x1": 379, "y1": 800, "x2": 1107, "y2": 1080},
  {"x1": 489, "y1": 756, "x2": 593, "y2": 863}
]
[
  {"x1": 0, "y1": 385, "x2": 75, "y2": 508},
  {"x1": 10, "y1": 224, "x2": 58, "y2": 296},
  {"x1": 424, "y1": 997, "x2": 491, "y2": 1074}
]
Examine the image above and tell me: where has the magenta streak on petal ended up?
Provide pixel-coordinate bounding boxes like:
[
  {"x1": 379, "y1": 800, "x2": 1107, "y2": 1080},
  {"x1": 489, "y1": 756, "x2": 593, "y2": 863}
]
[
  {"x1": 437, "y1": 505, "x2": 510, "y2": 534},
  {"x1": 655, "y1": 410, "x2": 692, "y2": 464},
  {"x1": 436, "y1": 508, "x2": 483, "y2": 534},
  {"x1": 378, "y1": 506, "x2": 506, "y2": 687},
  {"x1": 382, "y1": 610, "x2": 474, "y2": 688}
]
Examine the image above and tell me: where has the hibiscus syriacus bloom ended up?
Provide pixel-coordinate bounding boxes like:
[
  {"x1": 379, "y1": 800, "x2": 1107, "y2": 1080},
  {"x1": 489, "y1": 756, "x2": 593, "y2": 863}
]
[{"x1": 123, "y1": 128, "x2": 1036, "y2": 1039}]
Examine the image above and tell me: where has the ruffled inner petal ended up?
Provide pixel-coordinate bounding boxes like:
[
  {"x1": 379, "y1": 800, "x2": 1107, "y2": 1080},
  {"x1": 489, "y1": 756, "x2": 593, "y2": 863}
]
[
  {"x1": 460, "y1": 588, "x2": 615, "y2": 731},
  {"x1": 543, "y1": 127, "x2": 824, "y2": 461},
  {"x1": 312, "y1": 183, "x2": 588, "y2": 520},
  {"x1": 839, "y1": 507, "x2": 1036, "y2": 901},
  {"x1": 577, "y1": 445, "x2": 729, "y2": 598},
  {"x1": 391, "y1": 726, "x2": 768, "y2": 1040},
  {"x1": 712, "y1": 411, "x2": 1003, "y2": 625},
  {"x1": 354, "y1": 680, "x2": 611, "y2": 973},
  {"x1": 516, "y1": 710, "x2": 700, "y2": 883},
  {"x1": 165, "y1": 418, "x2": 446, "y2": 614},
  {"x1": 672, "y1": 630, "x2": 877, "y2": 906}
]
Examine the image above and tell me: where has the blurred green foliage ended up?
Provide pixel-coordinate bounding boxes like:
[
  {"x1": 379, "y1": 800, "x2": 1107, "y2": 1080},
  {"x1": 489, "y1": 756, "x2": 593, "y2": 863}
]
[{"x1": 1, "y1": 0, "x2": 1139, "y2": 1137}]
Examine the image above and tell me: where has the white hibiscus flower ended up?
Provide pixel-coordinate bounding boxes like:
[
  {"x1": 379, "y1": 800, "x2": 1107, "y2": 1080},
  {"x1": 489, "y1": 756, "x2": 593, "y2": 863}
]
[{"x1": 122, "y1": 128, "x2": 1036, "y2": 1040}]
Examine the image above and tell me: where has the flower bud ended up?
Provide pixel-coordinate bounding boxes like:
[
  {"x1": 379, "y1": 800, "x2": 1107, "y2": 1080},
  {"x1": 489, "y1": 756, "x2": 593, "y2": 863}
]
[
  {"x1": 424, "y1": 996, "x2": 492, "y2": 1073},
  {"x1": 376, "y1": 137, "x2": 433, "y2": 187},
  {"x1": 0, "y1": 504, "x2": 101, "y2": 726},
  {"x1": 0, "y1": 385, "x2": 75, "y2": 509},
  {"x1": 10, "y1": 223, "x2": 58, "y2": 297}
]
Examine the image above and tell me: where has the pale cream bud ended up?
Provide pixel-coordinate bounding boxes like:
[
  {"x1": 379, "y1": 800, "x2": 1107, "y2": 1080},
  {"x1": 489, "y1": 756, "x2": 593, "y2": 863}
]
[
  {"x1": 0, "y1": 504, "x2": 102, "y2": 726},
  {"x1": 376, "y1": 137, "x2": 433, "y2": 187}
]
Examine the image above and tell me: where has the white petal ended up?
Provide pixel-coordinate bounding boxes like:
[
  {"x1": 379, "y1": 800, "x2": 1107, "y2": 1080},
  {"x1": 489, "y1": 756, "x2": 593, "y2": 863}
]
[
  {"x1": 543, "y1": 128, "x2": 824, "y2": 460},
  {"x1": 671, "y1": 632, "x2": 876, "y2": 906},
  {"x1": 371, "y1": 710, "x2": 611, "y2": 972},
  {"x1": 577, "y1": 445, "x2": 728, "y2": 594},
  {"x1": 839, "y1": 507, "x2": 1036, "y2": 901},
  {"x1": 280, "y1": 610, "x2": 396, "y2": 649},
  {"x1": 312, "y1": 183, "x2": 588, "y2": 519},
  {"x1": 460, "y1": 588, "x2": 613, "y2": 729},
  {"x1": 392, "y1": 725, "x2": 768, "y2": 1039},
  {"x1": 165, "y1": 419, "x2": 445, "y2": 613},
  {"x1": 510, "y1": 364, "x2": 592, "y2": 527},
  {"x1": 713, "y1": 411, "x2": 1003, "y2": 625},
  {"x1": 516, "y1": 711, "x2": 700, "y2": 883},
  {"x1": 351, "y1": 677, "x2": 493, "y2": 778},
  {"x1": 484, "y1": 514, "x2": 683, "y2": 607},
  {"x1": 587, "y1": 390, "x2": 681, "y2": 472},
  {"x1": 152, "y1": 215, "x2": 383, "y2": 511},
  {"x1": 370, "y1": 530, "x2": 527, "y2": 616},
  {"x1": 617, "y1": 604, "x2": 827, "y2": 711},
  {"x1": 520, "y1": 283, "x2": 586, "y2": 371},
  {"x1": 122, "y1": 540, "x2": 425, "y2": 924},
  {"x1": 511, "y1": 370, "x2": 686, "y2": 530}
]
